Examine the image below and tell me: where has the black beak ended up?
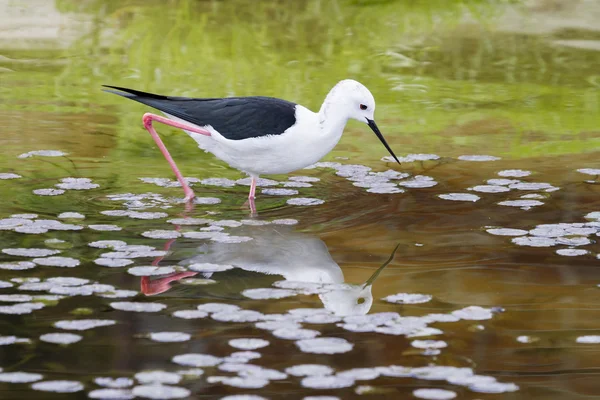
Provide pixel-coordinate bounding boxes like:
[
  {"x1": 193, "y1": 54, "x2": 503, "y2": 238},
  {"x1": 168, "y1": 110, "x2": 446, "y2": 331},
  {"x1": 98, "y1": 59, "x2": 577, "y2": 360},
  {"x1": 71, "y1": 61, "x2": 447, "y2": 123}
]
[
  {"x1": 363, "y1": 243, "x2": 401, "y2": 288},
  {"x1": 366, "y1": 119, "x2": 400, "y2": 164}
]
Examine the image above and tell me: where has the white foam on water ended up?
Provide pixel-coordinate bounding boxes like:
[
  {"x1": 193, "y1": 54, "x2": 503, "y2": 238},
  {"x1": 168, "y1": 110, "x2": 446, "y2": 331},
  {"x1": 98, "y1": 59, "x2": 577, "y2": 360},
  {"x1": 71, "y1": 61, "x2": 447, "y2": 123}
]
[
  {"x1": 39, "y1": 333, "x2": 82, "y2": 344},
  {"x1": 219, "y1": 395, "x2": 268, "y2": 400},
  {"x1": 94, "y1": 377, "x2": 134, "y2": 388},
  {"x1": 577, "y1": 168, "x2": 600, "y2": 176},
  {"x1": 486, "y1": 228, "x2": 528, "y2": 236},
  {"x1": 0, "y1": 280, "x2": 13, "y2": 289},
  {"x1": 135, "y1": 371, "x2": 181, "y2": 384},
  {"x1": 271, "y1": 218, "x2": 298, "y2": 225},
  {"x1": 516, "y1": 335, "x2": 537, "y2": 343},
  {"x1": 470, "y1": 185, "x2": 510, "y2": 193},
  {"x1": 111, "y1": 302, "x2": 166, "y2": 312},
  {"x1": 413, "y1": 388, "x2": 457, "y2": 399},
  {"x1": 336, "y1": 368, "x2": 380, "y2": 381},
  {"x1": 296, "y1": 337, "x2": 353, "y2": 354},
  {"x1": 54, "y1": 319, "x2": 116, "y2": 331},
  {"x1": 172, "y1": 353, "x2": 222, "y2": 367},
  {"x1": 398, "y1": 176, "x2": 438, "y2": 188},
  {"x1": 89, "y1": 224, "x2": 122, "y2": 231},
  {"x1": 167, "y1": 217, "x2": 211, "y2": 225},
  {"x1": 273, "y1": 328, "x2": 320, "y2": 340},
  {"x1": 149, "y1": 332, "x2": 191, "y2": 343},
  {"x1": 285, "y1": 364, "x2": 334, "y2": 377},
  {"x1": 411, "y1": 340, "x2": 447, "y2": 349},
  {"x1": 127, "y1": 266, "x2": 175, "y2": 276},
  {"x1": 236, "y1": 177, "x2": 279, "y2": 186},
  {"x1": 132, "y1": 384, "x2": 190, "y2": 399},
  {"x1": 98, "y1": 290, "x2": 138, "y2": 299},
  {"x1": 383, "y1": 293, "x2": 432, "y2": 304},
  {"x1": 262, "y1": 188, "x2": 299, "y2": 196},
  {"x1": 212, "y1": 310, "x2": 264, "y2": 323},
  {"x1": 283, "y1": 181, "x2": 312, "y2": 188},
  {"x1": 458, "y1": 155, "x2": 500, "y2": 161},
  {"x1": 0, "y1": 303, "x2": 44, "y2": 314},
  {"x1": 556, "y1": 248, "x2": 588, "y2": 256},
  {"x1": 498, "y1": 200, "x2": 544, "y2": 209},
  {"x1": 289, "y1": 176, "x2": 320, "y2": 182},
  {"x1": 197, "y1": 303, "x2": 240, "y2": 313},
  {"x1": 47, "y1": 277, "x2": 89, "y2": 286},
  {"x1": 228, "y1": 338, "x2": 270, "y2": 350},
  {"x1": 242, "y1": 288, "x2": 297, "y2": 300},
  {"x1": 58, "y1": 212, "x2": 85, "y2": 219},
  {"x1": 208, "y1": 376, "x2": 269, "y2": 389},
  {"x1": 521, "y1": 193, "x2": 545, "y2": 200},
  {"x1": 226, "y1": 351, "x2": 262, "y2": 363},
  {"x1": 452, "y1": 306, "x2": 493, "y2": 320},
  {"x1": 211, "y1": 235, "x2": 253, "y2": 243},
  {"x1": 255, "y1": 320, "x2": 302, "y2": 331},
  {"x1": 392, "y1": 154, "x2": 440, "y2": 163},
  {"x1": 94, "y1": 258, "x2": 134, "y2": 267},
  {"x1": 187, "y1": 263, "x2": 233, "y2": 273},
  {"x1": 512, "y1": 236, "x2": 556, "y2": 247},
  {"x1": 576, "y1": 335, "x2": 600, "y2": 343},
  {"x1": 0, "y1": 294, "x2": 33, "y2": 302},
  {"x1": 56, "y1": 177, "x2": 99, "y2": 190},
  {"x1": 0, "y1": 261, "x2": 36, "y2": 270},
  {"x1": 0, "y1": 335, "x2": 30, "y2": 345},
  {"x1": 302, "y1": 397, "x2": 341, "y2": 400},
  {"x1": 0, "y1": 372, "x2": 43, "y2": 383},
  {"x1": 88, "y1": 388, "x2": 135, "y2": 399},
  {"x1": 18, "y1": 150, "x2": 67, "y2": 158},
  {"x1": 438, "y1": 193, "x2": 480, "y2": 202},
  {"x1": 88, "y1": 240, "x2": 128, "y2": 249},
  {"x1": 468, "y1": 381, "x2": 519, "y2": 393},
  {"x1": 509, "y1": 182, "x2": 556, "y2": 191},
  {"x1": 301, "y1": 375, "x2": 354, "y2": 389},
  {"x1": 31, "y1": 380, "x2": 84, "y2": 393},
  {"x1": 287, "y1": 198, "x2": 325, "y2": 206},
  {"x1": 32, "y1": 256, "x2": 80, "y2": 267},
  {"x1": 498, "y1": 169, "x2": 531, "y2": 177},
  {"x1": 3, "y1": 248, "x2": 60, "y2": 257},
  {"x1": 172, "y1": 310, "x2": 208, "y2": 319},
  {"x1": 0, "y1": 173, "x2": 21, "y2": 179},
  {"x1": 200, "y1": 177, "x2": 237, "y2": 187},
  {"x1": 141, "y1": 230, "x2": 181, "y2": 239}
]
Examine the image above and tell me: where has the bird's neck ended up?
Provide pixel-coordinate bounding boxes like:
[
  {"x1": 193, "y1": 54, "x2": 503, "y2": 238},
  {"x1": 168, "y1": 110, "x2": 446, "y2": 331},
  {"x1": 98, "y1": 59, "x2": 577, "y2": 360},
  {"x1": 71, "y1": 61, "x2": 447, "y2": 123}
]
[{"x1": 318, "y1": 94, "x2": 350, "y2": 139}]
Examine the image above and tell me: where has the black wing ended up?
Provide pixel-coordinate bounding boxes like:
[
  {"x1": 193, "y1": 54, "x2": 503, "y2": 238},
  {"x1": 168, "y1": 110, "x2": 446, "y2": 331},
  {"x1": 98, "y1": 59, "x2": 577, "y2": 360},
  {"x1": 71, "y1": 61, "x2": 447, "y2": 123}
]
[{"x1": 103, "y1": 85, "x2": 298, "y2": 141}]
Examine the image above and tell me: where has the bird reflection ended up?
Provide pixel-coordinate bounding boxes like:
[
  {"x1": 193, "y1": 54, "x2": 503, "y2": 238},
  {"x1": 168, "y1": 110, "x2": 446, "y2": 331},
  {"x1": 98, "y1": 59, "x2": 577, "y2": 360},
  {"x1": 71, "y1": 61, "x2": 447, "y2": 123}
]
[{"x1": 141, "y1": 224, "x2": 398, "y2": 316}]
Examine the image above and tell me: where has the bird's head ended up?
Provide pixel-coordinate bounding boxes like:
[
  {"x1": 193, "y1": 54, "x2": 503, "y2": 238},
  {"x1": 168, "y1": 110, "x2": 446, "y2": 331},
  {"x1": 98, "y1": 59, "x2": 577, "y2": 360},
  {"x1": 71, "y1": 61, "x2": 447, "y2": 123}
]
[{"x1": 330, "y1": 80, "x2": 400, "y2": 164}]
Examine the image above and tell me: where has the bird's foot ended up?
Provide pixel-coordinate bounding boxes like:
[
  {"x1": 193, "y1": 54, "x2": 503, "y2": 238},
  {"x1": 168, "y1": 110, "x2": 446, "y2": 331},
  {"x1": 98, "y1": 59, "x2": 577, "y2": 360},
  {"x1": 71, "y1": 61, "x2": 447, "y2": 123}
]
[{"x1": 183, "y1": 189, "x2": 196, "y2": 202}]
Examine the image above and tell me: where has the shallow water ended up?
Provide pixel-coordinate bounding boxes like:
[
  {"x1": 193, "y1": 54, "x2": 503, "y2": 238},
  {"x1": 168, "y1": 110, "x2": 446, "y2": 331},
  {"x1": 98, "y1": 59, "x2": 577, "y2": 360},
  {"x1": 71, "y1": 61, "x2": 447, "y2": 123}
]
[{"x1": 1, "y1": 0, "x2": 600, "y2": 399}]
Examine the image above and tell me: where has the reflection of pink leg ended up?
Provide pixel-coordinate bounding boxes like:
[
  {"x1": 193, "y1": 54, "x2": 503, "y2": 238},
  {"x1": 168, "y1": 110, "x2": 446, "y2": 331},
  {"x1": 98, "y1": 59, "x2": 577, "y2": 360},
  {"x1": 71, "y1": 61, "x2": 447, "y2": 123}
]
[
  {"x1": 141, "y1": 271, "x2": 198, "y2": 296},
  {"x1": 142, "y1": 113, "x2": 211, "y2": 202}
]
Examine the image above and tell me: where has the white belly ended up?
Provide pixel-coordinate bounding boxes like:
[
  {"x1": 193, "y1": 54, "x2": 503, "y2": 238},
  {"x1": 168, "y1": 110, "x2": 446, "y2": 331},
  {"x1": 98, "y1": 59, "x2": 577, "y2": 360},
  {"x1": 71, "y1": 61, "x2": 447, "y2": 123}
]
[{"x1": 171, "y1": 106, "x2": 345, "y2": 176}]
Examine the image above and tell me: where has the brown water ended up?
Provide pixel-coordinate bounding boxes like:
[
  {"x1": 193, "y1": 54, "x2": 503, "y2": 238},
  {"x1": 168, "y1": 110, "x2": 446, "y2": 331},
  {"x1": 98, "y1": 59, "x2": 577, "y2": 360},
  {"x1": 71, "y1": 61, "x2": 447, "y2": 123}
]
[{"x1": 1, "y1": 0, "x2": 600, "y2": 399}]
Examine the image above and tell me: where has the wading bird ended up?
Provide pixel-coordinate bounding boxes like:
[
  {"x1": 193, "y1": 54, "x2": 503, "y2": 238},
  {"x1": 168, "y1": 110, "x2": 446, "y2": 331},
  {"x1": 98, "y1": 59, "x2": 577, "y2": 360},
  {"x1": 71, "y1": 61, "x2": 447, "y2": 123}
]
[{"x1": 104, "y1": 80, "x2": 400, "y2": 211}]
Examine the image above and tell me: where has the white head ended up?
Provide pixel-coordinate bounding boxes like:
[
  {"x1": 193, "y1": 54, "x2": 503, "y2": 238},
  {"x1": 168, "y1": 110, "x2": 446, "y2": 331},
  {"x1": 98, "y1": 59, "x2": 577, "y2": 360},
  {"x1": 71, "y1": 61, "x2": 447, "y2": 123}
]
[
  {"x1": 322, "y1": 79, "x2": 400, "y2": 164},
  {"x1": 319, "y1": 283, "x2": 374, "y2": 316}
]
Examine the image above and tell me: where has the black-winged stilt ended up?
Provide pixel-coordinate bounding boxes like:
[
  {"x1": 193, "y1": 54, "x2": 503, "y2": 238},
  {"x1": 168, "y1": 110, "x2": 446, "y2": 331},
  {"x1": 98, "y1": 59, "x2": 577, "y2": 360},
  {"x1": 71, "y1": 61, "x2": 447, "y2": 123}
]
[{"x1": 104, "y1": 80, "x2": 400, "y2": 211}]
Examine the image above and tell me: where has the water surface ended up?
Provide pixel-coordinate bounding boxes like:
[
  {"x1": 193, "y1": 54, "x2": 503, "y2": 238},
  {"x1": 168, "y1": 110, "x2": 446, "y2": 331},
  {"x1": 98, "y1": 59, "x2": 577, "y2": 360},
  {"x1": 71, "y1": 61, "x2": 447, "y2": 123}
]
[{"x1": 1, "y1": 0, "x2": 600, "y2": 399}]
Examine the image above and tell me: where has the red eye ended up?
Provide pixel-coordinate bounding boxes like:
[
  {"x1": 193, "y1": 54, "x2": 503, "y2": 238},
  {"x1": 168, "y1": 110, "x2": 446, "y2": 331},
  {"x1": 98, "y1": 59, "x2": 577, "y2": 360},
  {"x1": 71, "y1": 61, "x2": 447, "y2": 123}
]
[{"x1": 360, "y1": 104, "x2": 368, "y2": 110}]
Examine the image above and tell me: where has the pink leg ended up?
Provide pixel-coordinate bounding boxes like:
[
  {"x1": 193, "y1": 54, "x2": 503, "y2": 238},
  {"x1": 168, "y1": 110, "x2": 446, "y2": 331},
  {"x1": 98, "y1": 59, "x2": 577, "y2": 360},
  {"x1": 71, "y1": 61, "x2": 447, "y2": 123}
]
[
  {"x1": 248, "y1": 176, "x2": 257, "y2": 200},
  {"x1": 142, "y1": 113, "x2": 211, "y2": 202},
  {"x1": 247, "y1": 176, "x2": 257, "y2": 215}
]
